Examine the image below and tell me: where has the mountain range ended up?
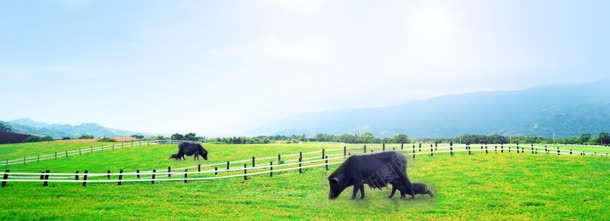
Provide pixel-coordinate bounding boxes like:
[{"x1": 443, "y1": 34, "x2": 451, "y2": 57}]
[
  {"x1": 2, "y1": 118, "x2": 147, "y2": 138},
  {"x1": 260, "y1": 81, "x2": 610, "y2": 138}
]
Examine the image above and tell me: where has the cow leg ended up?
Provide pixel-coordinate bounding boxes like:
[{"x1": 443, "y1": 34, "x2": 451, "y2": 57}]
[
  {"x1": 352, "y1": 183, "x2": 363, "y2": 200},
  {"x1": 359, "y1": 185, "x2": 365, "y2": 199},
  {"x1": 388, "y1": 185, "x2": 397, "y2": 198},
  {"x1": 398, "y1": 174, "x2": 415, "y2": 199}
]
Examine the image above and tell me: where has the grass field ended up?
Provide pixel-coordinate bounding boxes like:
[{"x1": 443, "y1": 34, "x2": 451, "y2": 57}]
[{"x1": 0, "y1": 142, "x2": 608, "y2": 220}]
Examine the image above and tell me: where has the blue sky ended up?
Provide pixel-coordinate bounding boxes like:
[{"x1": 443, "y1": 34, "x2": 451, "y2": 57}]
[{"x1": 1, "y1": 0, "x2": 609, "y2": 136}]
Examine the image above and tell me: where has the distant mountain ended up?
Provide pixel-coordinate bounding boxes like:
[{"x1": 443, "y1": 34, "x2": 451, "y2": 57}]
[
  {"x1": 260, "y1": 81, "x2": 610, "y2": 138},
  {"x1": 4, "y1": 118, "x2": 149, "y2": 139}
]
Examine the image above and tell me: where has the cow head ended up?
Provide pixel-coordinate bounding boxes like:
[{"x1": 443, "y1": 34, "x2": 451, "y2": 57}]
[
  {"x1": 328, "y1": 173, "x2": 347, "y2": 199},
  {"x1": 169, "y1": 154, "x2": 181, "y2": 160}
]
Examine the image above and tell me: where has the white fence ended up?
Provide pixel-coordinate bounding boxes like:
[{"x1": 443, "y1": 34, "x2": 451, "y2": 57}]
[{"x1": 1, "y1": 144, "x2": 607, "y2": 187}]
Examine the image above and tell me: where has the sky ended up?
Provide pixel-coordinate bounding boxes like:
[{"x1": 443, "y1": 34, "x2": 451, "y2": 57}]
[{"x1": 1, "y1": 0, "x2": 609, "y2": 136}]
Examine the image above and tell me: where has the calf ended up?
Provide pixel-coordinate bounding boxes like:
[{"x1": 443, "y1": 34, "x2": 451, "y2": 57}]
[{"x1": 389, "y1": 182, "x2": 434, "y2": 199}]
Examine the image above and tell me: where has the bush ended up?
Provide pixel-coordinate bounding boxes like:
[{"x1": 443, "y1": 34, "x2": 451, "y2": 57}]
[
  {"x1": 24, "y1": 136, "x2": 54, "y2": 142},
  {"x1": 97, "y1": 137, "x2": 115, "y2": 142},
  {"x1": 79, "y1": 134, "x2": 94, "y2": 139}
]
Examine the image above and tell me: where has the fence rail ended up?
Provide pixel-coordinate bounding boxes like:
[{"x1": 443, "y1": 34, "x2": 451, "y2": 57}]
[{"x1": 1, "y1": 143, "x2": 607, "y2": 187}]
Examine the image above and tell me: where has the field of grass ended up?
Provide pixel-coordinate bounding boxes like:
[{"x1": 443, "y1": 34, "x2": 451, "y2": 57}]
[
  {"x1": 0, "y1": 142, "x2": 608, "y2": 220},
  {"x1": 0, "y1": 141, "x2": 115, "y2": 160}
]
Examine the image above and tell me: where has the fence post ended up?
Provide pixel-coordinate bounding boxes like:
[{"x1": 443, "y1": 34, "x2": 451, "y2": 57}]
[
  {"x1": 23, "y1": 156, "x2": 25, "y2": 165},
  {"x1": 65, "y1": 150, "x2": 68, "y2": 158},
  {"x1": 55, "y1": 152, "x2": 57, "y2": 160},
  {"x1": 557, "y1": 148, "x2": 560, "y2": 155},
  {"x1": 227, "y1": 161, "x2": 230, "y2": 170},
  {"x1": 118, "y1": 169, "x2": 123, "y2": 185},
  {"x1": 107, "y1": 170, "x2": 111, "y2": 179},
  {"x1": 501, "y1": 144, "x2": 504, "y2": 153},
  {"x1": 43, "y1": 170, "x2": 50, "y2": 187},
  {"x1": 325, "y1": 156, "x2": 329, "y2": 171},
  {"x1": 419, "y1": 143, "x2": 421, "y2": 152},
  {"x1": 244, "y1": 164, "x2": 247, "y2": 180},
  {"x1": 393, "y1": 147, "x2": 395, "y2": 151},
  {"x1": 102, "y1": 146, "x2": 104, "y2": 151},
  {"x1": 450, "y1": 142, "x2": 453, "y2": 156},
  {"x1": 570, "y1": 149, "x2": 572, "y2": 155},
  {"x1": 75, "y1": 171, "x2": 79, "y2": 180},
  {"x1": 383, "y1": 143, "x2": 385, "y2": 152},
  {"x1": 430, "y1": 144, "x2": 433, "y2": 156},
  {"x1": 152, "y1": 169, "x2": 156, "y2": 184},
  {"x1": 468, "y1": 144, "x2": 471, "y2": 155},
  {"x1": 40, "y1": 171, "x2": 44, "y2": 180},
  {"x1": 83, "y1": 170, "x2": 88, "y2": 187},
  {"x1": 485, "y1": 145, "x2": 488, "y2": 154},
  {"x1": 198, "y1": 164, "x2": 201, "y2": 173},
  {"x1": 278, "y1": 154, "x2": 282, "y2": 164},
  {"x1": 299, "y1": 154, "x2": 303, "y2": 174},
  {"x1": 322, "y1": 149, "x2": 325, "y2": 159},
  {"x1": 401, "y1": 143, "x2": 404, "y2": 150},
  {"x1": 79, "y1": 148, "x2": 82, "y2": 156},
  {"x1": 517, "y1": 143, "x2": 520, "y2": 153},
  {"x1": 112, "y1": 144, "x2": 114, "y2": 150},
  {"x1": 364, "y1": 145, "x2": 367, "y2": 153},
  {"x1": 509, "y1": 146, "x2": 511, "y2": 152},
  {"x1": 5, "y1": 159, "x2": 7, "y2": 167},
  {"x1": 270, "y1": 162, "x2": 273, "y2": 177},
  {"x1": 137, "y1": 169, "x2": 140, "y2": 178},
  {"x1": 252, "y1": 157, "x2": 256, "y2": 167},
  {"x1": 214, "y1": 167, "x2": 218, "y2": 176},
  {"x1": 184, "y1": 169, "x2": 188, "y2": 183},
  {"x1": 494, "y1": 146, "x2": 497, "y2": 152},
  {"x1": 168, "y1": 166, "x2": 171, "y2": 177},
  {"x1": 90, "y1": 147, "x2": 93, "y2": 153},
  {"x1": 343, "y1": 146, "x2": 346, "y2": 158},
  {"x1": 1, "y1": 170, "x2": 8, "y2": 187},
  {"x1": 412, "y1": 145, "x2": 415, "y2": 159}
]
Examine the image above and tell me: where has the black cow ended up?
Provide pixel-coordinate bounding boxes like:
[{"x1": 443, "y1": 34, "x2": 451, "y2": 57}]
[
  {"x1": 389, "y1": 182, "x2": 434, "y2": 199},
  {"x1": 169, "y1": 142, "x2": 208, "y2": 160},
  {"x1": 328, "y1": 151, "x2": 414, "y2": 200}
]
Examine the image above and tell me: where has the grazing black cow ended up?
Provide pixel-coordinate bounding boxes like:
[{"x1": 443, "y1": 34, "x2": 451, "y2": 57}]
[
  {"x1": 389, "y1": 182, "x2": 434, "y2": 199},
  {"x1": 169, "y1": 142, "x2": 208, "y2": 160},
  {"x1": 328, "y1": 151, "x2": 414, "y2": 200}
]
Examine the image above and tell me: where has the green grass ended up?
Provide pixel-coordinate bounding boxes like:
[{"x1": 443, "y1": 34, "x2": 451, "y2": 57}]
[
  {"x1": 0, "y1": 142, "x2": 608, "y2": 220},
  {"x1": 0, "y1": 142, "x2": 114, "y2": 160}
]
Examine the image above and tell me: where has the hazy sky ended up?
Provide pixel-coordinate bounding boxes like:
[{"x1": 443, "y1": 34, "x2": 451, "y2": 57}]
[{"x1": 1, "y1": 0, "x2": 608, "y2": 136}]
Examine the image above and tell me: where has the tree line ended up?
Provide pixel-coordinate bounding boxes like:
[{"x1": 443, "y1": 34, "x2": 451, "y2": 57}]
[{"x1": 162, "y1": 132, "x2": 610, "y2": 145}]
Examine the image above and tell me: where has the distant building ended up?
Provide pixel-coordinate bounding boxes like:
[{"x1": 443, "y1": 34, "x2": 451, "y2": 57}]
[{"x1": 0, "y1": 131, "x2": 33, "y2": 144}]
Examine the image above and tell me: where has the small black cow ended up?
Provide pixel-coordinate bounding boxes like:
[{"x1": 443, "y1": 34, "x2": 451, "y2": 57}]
[
  {"x1": 328, "y1": 151, "x2": 414, "y2": 200},
  {"x1": 169, "y1": 142, "x2": 208, "y2": 160},
  {"x1": 389, "y1": 182, "x2": 434, "y2": 199}
]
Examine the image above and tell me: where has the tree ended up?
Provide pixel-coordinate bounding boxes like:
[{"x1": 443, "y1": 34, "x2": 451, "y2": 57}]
[
  {"x1": 62, "y1": 137, "x2": 71, "y2": 140},
  {"x1": 579, "y1": 133, "x2": 591, "y2": 144},
  {"x1": 79, "y1": 134, "x2": 94, "y2": 139},
  {"x1": 131, "y1": 135, "x2": 144, "y2": 140},
  {"x1": 392, "y1": 134, "x2": 411, "y2": 144},
  {"x1": 0, "y1": 122, "x2": 12, "y2": 132},
  {"x1": 593, "y1": 132, "x2": 610, "y2": 145},
  {"x1": 184, "y1": 133, "x2": 197, "y2": 141},
  {"x1": 171, "y1": 133, "x2": 184, "y2": 140}
]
